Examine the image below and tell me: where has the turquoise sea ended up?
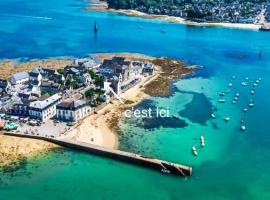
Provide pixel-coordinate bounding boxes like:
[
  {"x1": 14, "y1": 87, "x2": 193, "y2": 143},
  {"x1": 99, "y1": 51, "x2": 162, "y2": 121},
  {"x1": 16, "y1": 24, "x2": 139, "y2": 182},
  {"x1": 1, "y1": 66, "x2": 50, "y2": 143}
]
[{"x1": 1, "y1": 0, "x2": 270, "y2": 199}]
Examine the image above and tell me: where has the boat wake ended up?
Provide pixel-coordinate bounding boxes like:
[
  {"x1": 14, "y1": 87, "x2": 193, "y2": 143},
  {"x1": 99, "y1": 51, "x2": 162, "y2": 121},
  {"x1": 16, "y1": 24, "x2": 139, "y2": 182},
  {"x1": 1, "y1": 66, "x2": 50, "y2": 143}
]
[{"x1": 1, "y1": 14, "x2": 52, "y2": 20}]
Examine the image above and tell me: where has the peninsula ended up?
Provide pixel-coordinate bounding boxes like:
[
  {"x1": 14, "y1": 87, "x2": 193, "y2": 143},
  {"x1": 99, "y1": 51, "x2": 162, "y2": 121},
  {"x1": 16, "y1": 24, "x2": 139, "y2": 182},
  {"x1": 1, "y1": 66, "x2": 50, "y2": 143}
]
[
  {"x1": 87, "y1": 0, "x2": 270, "y2": 29},
  {"x1": 0, "y1": 53, "x2": 193, "y2": 173}
]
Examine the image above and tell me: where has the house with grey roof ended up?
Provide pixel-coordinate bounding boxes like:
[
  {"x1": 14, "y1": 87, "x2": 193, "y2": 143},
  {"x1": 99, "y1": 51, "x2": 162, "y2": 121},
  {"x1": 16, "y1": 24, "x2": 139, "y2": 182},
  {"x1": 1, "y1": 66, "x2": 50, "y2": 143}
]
[
  {"x1": 10, "y1": 72, "x2": 29, "y2": 86},
  {"x1": 29, "y1": 93, "x2": 62, "y2": 121},
  {"x1": 56, "y1": 99, "x2": 91, "y2": 122}
]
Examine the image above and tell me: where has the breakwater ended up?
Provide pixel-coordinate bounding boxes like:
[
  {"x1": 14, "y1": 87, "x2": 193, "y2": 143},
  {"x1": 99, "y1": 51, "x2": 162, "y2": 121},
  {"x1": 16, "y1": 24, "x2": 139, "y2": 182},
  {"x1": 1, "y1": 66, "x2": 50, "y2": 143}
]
[{"x1": 3, "y1": 132, "x2": 192, "y2": 176}]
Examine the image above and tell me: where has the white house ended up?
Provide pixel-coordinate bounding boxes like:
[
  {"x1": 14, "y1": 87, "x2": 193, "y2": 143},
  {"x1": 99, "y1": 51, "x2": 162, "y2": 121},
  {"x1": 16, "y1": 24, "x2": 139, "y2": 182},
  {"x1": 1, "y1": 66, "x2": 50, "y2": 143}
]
[
  {"x1": 56, "y1": 99, "x2": 91, "y2": 122},
  {"x1": 10, "y1": 72, "x2": 29, "y2": 86},
  {"x1": 29, "y1": 93, "x2": 62, "y2": 121}
]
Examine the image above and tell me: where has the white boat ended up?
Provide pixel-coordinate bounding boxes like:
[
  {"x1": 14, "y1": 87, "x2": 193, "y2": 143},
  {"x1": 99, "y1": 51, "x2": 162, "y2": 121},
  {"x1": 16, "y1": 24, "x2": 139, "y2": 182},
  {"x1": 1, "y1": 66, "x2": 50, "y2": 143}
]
[
  {"x1": 243, "y1": 108, "x2": 248, "y2": 112},
  {"x1": 232, "y1": 76, "x2": 236, "y2": 79},
  {"x1": 241, "y1": 125, "x2": 246, "y2": 131},
  {"x1": 211, "y1": 113, "x2": 216, "y2": 118},
  {"x1": 241, "y1": 82, "x2": 248, "y2": 86},
  {"x1": 200, "y1": 136, "x2": 205, "y2": 141},
  {"x1": 245, "y1": 77, "x2": 249, "y2": 80},
  {"x1": 250, "y1": 90, "x2": 255, "y2": 94},
  {"x1": 224, "y1": 117, "x2": 230, "y2": 122},
  {"x1": 201, "y1": 141, "x2": 205, "y2": 147},
  {"x1": 253, "y1": 83, "x2": 258, "y2": 87},
  {"x1": 256, "y1": 80, "x2": 260, "y2": 84},
  {"x1": 232, "y1": 100, "x2": 237, "y2": 104},
  {"x1": 192, "y1": 146, "x2": 198, "y2": 156},
  {"x1": 234, "y1": 97, "x2": 238, "y2": 101},
  {"x1": 249, "y1": 103, "x2": 254, "y2": 107},
  {"x1": 219, "y1": 99, "x2": 226, "y2": 103},
  {"x1": 228, "y1": 83, "x2": 233, "y2": 87},
  {"x1": 235, "y1": 93, "x2": 240, "y2": 97}
]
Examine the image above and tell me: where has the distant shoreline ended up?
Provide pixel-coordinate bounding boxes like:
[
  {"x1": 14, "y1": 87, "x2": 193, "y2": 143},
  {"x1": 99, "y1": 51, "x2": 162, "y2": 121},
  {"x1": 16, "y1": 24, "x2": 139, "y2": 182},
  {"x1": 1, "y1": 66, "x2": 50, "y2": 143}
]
[{"x1": 86, "y1": 1, "x2": 261, "y2": 30}]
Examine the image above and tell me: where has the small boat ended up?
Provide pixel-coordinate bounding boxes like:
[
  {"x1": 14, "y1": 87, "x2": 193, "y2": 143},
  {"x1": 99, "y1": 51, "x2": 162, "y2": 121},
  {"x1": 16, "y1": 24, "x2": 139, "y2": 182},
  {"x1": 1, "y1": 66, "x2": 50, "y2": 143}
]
[
  {"x1": 219, "y1": 92, "x2": 226, "y2": 96},
  {"x1": 224, "y1": 117, "x2": 230, "y2": 122},
  {"x1": 200, "y1": 136, "x2": 205, "y2": 147},
  {"x1": 240, "y1": 119, "x2": 244, "y2": 124},
  {"x1": 201, "y1": 141, "x2": 205, "y2": 147},
  {"x1": 211, "y1": 113, "x2": 216, "y2": 118},
  {"x1": 235, "y1": 93, "x2": 240, "y2": 97},
  {"x1": 245, "y1": 77, "x2": 249, "y2": 80},
  {"x1": 243, "y1": 108, "x2": 248, "y2": 112},
  {"x1": 94, "y1": 21, "x2": 98, "y2": 33},
  {"x1": 234, "y1": 97, "x2": 238, "y2": 101},
  {"x1": 200, "y1": 136, "x2": 205, "y2": 141},
  {"x1": 241, "y1": 125, "x2": 246, "y2": 131},
  {"x1": 250, "y1": 90, "x2": 255, "y2": 94},
  {"x1": 161, "y1": 168, "x2": 171, "y2": 174},
  {"x1": 192, "y1": 146, "x2": 198, "y2": 156},
  {"x1": 258, "y1": 77, "x2": 262, "y2": 81},
  {"x1": 241, "y1": 82, "x2": 248, "y2": 86},
  {"x1": 219, "y1": 99, "x2": 226, "y2": 103},
  {"x1": 249, "y1": 103, "x2": 254, "y2": 107},
  {"x1": 232, "y1": 76, "x2": 236, "y2": 79},
  {"x1": 256, "y1": 80, "x2": 260, "y2": 84},
  {"x1": 228, "y1": 83, "x2": 233, "y2": 87},
  {"x1": 253, "y1": 83, "x2": 258, "y2": 87},
  {"x1": 232, "y1": 100, "x2": 237, "y2": 104}
]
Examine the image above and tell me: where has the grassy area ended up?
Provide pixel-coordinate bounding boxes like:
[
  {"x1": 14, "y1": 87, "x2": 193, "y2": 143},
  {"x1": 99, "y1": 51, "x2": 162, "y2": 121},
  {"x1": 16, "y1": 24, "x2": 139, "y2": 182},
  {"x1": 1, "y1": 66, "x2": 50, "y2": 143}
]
[{"x1": 0, "y1": 59, "x2": 73, "y2": 79}]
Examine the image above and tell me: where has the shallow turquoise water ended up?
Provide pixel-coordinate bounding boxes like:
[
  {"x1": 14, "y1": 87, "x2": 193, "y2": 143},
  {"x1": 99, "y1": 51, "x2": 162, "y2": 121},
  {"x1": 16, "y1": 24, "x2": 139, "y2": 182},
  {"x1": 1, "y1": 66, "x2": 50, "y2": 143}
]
[{"x1": 1, "y1": 0, "x2": 270, "y2": 199}]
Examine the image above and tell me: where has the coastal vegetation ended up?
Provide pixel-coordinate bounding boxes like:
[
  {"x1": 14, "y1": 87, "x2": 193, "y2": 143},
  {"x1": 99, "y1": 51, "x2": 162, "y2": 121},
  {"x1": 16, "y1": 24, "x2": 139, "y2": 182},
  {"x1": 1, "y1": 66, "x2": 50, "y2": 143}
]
[
  {"x1": 144, "y1": 58, "x2": 193, "y2": 96},
  {"x1": 0, "y1": 59, "x2": 73, "y2": 79}
]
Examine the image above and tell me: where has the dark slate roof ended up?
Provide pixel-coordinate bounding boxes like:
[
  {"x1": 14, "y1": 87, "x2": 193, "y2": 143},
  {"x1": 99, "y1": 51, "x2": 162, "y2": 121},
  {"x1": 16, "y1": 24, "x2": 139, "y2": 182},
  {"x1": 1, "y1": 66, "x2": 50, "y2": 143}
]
[
  {"x1": 29, "y1": 72, "x2": 40, "y2": 77},
  {"x1": 0, "y1": 79, "x2": 8, "y2": 88},
  {"x1": 56, "y1": 99, "x2": 86, "y2": 111}
]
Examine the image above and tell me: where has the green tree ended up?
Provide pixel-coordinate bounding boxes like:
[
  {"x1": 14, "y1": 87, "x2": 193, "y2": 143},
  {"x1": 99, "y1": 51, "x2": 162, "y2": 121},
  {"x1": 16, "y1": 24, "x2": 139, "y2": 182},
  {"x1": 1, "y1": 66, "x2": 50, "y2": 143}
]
[
  {"x1": 57, "y1": 68, "x2": 65, "y2": 74},
  {"x1": 85, "y1": 88, "x2": 95, "y2": 99}
]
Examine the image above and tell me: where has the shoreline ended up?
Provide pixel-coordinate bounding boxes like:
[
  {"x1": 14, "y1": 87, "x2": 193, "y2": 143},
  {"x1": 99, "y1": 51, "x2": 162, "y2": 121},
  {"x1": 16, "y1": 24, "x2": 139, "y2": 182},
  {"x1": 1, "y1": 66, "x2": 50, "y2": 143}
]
[
  {"x1": 0, "y1": 52, "x2": 192, "y2": 171},
  {"x1": 60, "y1": 53, "x2": 158, "y2": 150},
  {"x1": 86, "y1": 1, "x2": 260, "y2": 30},
  {"x1": 0, "y1": 134, "x2": 59, "y2": 172}
]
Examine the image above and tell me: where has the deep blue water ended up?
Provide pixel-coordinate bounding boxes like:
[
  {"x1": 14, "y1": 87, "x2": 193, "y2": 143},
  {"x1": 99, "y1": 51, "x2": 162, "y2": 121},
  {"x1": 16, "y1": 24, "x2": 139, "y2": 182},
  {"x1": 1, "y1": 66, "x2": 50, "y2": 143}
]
[{"x1": 1, "y1": 0, "x2": 270, "y2": 200}]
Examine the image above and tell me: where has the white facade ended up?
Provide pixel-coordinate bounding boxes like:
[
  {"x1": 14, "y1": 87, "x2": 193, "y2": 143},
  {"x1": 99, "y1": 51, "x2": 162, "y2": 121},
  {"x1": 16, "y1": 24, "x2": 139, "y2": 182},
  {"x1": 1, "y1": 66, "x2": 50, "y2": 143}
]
[
  {"x1": 29, "y1": 94, "x2": 62, "y2": 121},
  {"x1": 56, "y1": 100, "x2": 91, "y2": 122}
]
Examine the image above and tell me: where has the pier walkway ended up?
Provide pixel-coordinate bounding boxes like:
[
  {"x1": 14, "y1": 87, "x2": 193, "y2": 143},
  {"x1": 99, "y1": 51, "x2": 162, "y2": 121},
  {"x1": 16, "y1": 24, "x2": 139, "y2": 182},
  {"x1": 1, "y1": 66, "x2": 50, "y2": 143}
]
[{"x1": 3, "y1": 132, "x2": 192, "y2": 177}]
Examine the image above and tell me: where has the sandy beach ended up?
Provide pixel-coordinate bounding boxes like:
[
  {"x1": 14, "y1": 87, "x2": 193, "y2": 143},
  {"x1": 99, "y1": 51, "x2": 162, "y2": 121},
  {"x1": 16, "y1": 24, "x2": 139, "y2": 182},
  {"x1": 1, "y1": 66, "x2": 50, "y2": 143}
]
[
  {"x1": 61, "y1": 53, "x2": 159, "y2": 150},
  {"x1": 0, "y1": 134, "x2": 58, "y2": 171},
  {"x1": 86, "y1": 1, "x2": 260, "y2": 30}
]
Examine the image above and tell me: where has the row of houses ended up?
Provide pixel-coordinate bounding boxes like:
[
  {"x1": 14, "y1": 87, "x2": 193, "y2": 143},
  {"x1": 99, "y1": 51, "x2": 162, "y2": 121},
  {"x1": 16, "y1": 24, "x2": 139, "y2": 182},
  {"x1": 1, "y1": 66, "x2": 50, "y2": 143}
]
[
  {"x1": 97, "y1": 56, "x2": 154, "y2": 95},
  {"x1": 0, "y1": 56, "x2": 155, "y2": 123},
  {"x1": 0, "y1": 58, "x2": 98, "y2": 122},
  {"x1": 13, "y1": 93, "x2": 91, "y2": 122}
]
